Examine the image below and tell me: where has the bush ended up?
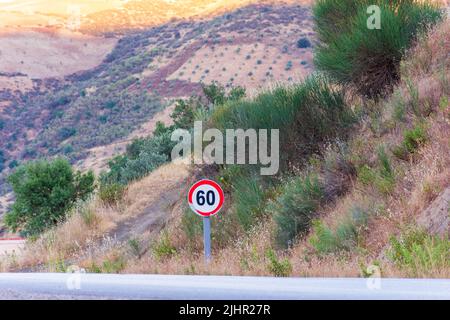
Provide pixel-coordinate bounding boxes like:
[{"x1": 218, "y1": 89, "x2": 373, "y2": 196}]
[
  {"x1": 98, "y1": 183, "x2": 126, "y2": 206},
  {"x1": 4, "y1": 158, "x2": 95, "y2": 236},
  {"x1": 79, "y1": 206, "x2": 99, "y2": 227},
  {"x1": 310, "y1": 206, "x2": 369, "y2": 255},
  {"x1": 388, "y1": 230, "x2": 449, "y2": 277},
  {"x1": 266, "y1": 249, "x2": 293, "y2": 277},
  {"x1": 358, "y1": 146, "x2": 396, "y2": 194},
  {"x1": 181, "y1": 207, "x2": 203, "y2": 243},
  {"x1": 403, "y1": 123, "x2": 428, "y2": 153},
  {"x1": 393, "y1": 123, "x2": 428, "y2": 159},
  {"x1": 171, "y1": 98, "x2": 204, "y2": 130},
  {"x1": 57, "y1": 127, "x2": 77, "y2": 140},
  {"x1": 98, "y1": 255, "x2": 126, "y2": 273},
  {"x1": 271, "y1": 174, "x2": 325, "y2": 248},
  {"x1": 152, "y1": 232, "x2": 177, "y2": 260},
  {"x1": 233, "y1": 175, "x2": 266, "y2": 230},
  {"x1": 211, "y1": 74, "x2": 354, "y2": 170},
  {"x1": 297, "y1": 37, "x2": 311, "y2": 49},
  {"x1": 100, "y1": 133, "x2": 172, "y2": 185},
  {"x1": 313, "y1": 0, "x2": 443, "y2": 98}
]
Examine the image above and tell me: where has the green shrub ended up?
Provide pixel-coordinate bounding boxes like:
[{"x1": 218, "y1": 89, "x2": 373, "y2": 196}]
[
  {"x1": 128, "y1": 238, "x2": 143, "y2": 258},
  {"x1": 310, "y1": 206, "x2": 369, "y2": 255},
  {"x1": 388, "y1": 230, "x2": 449, "y2": 277},
  {"x1": 358, "y1": 147, "x2": 396, "y2": 194},
  {"x1": 403, "y1": 124, "x2": 428, "y2": 153},
  {"x1": 79, "y1": 206, "x2": 99, "y2": 227},
  {"x1": 101, "y1": 256, "x2": 126, "y2": 273},
  {"x1": 313, "y1": 0, "x2": 443, "y2": 98},
  {"x1": 211, "y1": 74, "x2": 354, "y2": 170},
  {"x1": 171, "y1": 97, "x2": 204, "y2": 130},
  {"x1": 393, "y1": 123, "x2": 428, "y2": 159},
  {"x1": 5, "y1": 158, "x2": 95, "y2": 236},
  {"x1": 181, "y1": 208, "x2": 203, "y2": 243},
  {"x1": 266, "y1": 249, "x2": 293, "y2": 277},
  {"x1": 271, "y1": 174, "x2": 325, "y2": 248},
  {"x1": 100, "y1": 133, "x2": 172, "y2": 185},
  {"x1": 152, "y1": 232, "x2": 177, "y2": 260},
  {"x1": 98, "y1": 183, "x2": 126, "y2": 206},
  {"x1": 233, "y1": 175, "x2": 266, "y2": 230},
  {"x1": 57, "y1": 127, "x2": 77, "y2": 140},
  {"x1": 297, "y1": 37, "x2": 312, "y2": 48}
]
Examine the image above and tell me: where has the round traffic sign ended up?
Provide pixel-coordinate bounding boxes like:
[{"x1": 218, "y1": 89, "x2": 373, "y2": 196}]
[{"x1": 188, "y1": 179, "x2": 224, "y2": 217}]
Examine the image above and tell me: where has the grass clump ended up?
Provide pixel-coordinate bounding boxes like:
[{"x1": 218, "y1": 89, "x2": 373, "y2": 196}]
[
  {"x1": 128, "y1": 238, "x2": 143, "y2": 258},
  {"x1": 233, "y1": 175, "x2": 266, "y2": 231},
  {"x1": 211, "y1": 74, "x2": 354, "y2": 170},
  {"x1": 388, "y1": 229, "x2": 449, "y2": 277},
  {"x1": 271, "y1": 174, "x2": 324, "y2": 248},
  {"x1": 98, "y1": 183, "x2": 126, "y2": 206},
  {"x1": 79, "y1": 206, "x2": 99, "y2": 228},
  {"x1": 266, "y1": 249, "x2": 293, "y2": 277},
  {"x1": 358, "y1": 146, "x2": 396, "y2": 194},
  {"x1": 181, "y1": 208, "x2": 203, "y2": 245},
  {"x1": 393, "y1": 123, "x2": 428, "y2": 160},
  {"x1": 152, "y1": 232, "x2": 177, "y2": 260},
  {"x1": 313, "y1": 0, "x2": 443, "y2": 98},
  {"x1": 309, "y1": 206, "x2": 370, "y2": 255}
]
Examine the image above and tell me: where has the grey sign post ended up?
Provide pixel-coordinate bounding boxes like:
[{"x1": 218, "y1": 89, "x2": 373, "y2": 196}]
[
  {"x1": 188, "y1": 179, "x2": 224, "y2": 265},
  {"x1": 203, "y1": 217, "x2": 211, "y2": 263}
]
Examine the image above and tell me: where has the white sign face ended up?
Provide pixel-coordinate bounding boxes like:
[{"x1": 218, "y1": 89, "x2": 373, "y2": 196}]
[{"x1": 188, "y1": 180, "x2": 224, "y2": 217}]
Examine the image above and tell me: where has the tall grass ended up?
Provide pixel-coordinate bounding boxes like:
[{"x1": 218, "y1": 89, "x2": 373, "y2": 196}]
[
  {"x1": 388, "y1": 230, "x2": 449, "y2": 277},
  {"x1": 313, "y1": 0, "x2": 443, "y2": 98},
  {"x1": 211, "y1": 73, "x2": 354, "y2": 170},
  {"x1": 233, "y1": 175, "x2": 266, "y2": 231},
  {"x1": 310, "y1": 206, "x2": 370, "y2": 255},
  {"x1": 271, "y1": 174, "x2": 325, "y2": 248}
]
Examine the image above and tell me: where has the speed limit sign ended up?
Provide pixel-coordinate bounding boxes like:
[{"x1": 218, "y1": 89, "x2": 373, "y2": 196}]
[
  {"x1": 188, "y1": 179, "x2": 224, "y2": 263},
  {"x1": 188, "y1": 179, "x2": 224, "y2": 217}
]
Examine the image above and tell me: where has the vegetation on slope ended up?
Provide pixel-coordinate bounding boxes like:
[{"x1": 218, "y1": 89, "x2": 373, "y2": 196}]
[
  {"x1": 1, "y1": 1, "x2": 448, "y2": 278},
  {"x1": 4, "y1": 158, "x2": 94, "y2": 236},
  {"x1": 314, "y1": 0, "x2": 443, "y2": 98}
]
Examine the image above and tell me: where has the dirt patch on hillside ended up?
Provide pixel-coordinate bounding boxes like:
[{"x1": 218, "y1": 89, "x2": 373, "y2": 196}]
[
  {"x1": 417, "y1": 187, "x2": 450, "y2": 237},
  {"x1": 0, "y1": 27, "x2": 116, "y2": 82}
]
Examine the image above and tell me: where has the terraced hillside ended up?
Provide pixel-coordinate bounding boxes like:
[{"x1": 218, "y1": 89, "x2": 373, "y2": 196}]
[{"x1": 0, "y1": 3, "x2": 315, "y2": 215}]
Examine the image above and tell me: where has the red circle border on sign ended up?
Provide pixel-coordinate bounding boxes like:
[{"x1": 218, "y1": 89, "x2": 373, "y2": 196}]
[{"x1": 188, "y1": 179, "x2": 224, "y2": 217}]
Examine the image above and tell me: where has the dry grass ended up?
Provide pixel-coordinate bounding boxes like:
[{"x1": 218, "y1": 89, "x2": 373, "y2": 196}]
[
  {"x1": 118, "y1": 19, "x2": 450, "y2": 278},
  {"x1": 4, "y1": 162, "x2": 189, "y2": 271},
  {"x1": 2, "y1": 18, "x2": 448, "y2": 278}
]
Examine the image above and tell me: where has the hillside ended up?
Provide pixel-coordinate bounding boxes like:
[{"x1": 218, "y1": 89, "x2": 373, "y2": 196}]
[
  {"x1": 2, "y1": 12, "x2": 448, "y2": 277},
  {"x1": 0, "y1": 2, "x2": 315, "y2": 214},
  {"x1": 0, "y1": 0, "x2": 448, "y2": 280}
]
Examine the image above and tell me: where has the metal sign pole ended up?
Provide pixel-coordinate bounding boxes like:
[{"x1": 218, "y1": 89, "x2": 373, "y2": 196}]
[{"x1": 203, "y1": 216, "x2": 211, "y2": 264}]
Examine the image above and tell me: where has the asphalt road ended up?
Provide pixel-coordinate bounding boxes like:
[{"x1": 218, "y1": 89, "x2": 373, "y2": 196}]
[{"x1": 0, "y1": 273, "x2": 449, "y2": 300}]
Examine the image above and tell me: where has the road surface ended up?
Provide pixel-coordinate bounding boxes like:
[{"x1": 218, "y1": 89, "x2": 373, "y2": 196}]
[{"x1": 0, "y1": 273, "x2": 449, "y2": 300}]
